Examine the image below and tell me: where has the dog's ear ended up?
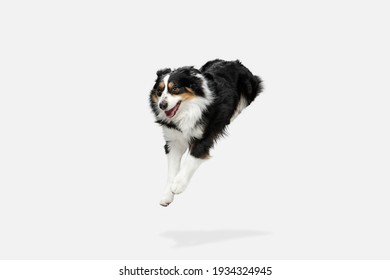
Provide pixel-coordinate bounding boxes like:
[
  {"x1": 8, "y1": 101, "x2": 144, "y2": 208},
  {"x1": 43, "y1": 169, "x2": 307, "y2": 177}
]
[
  {"x1": 156, "y1": 68, "x2": 171, "y2": 77},
  {"x1": 189, "y1": 67, "x2": 200, "y2": 76},
  {"x1": 178, "y1": 66, "x2": 200, "y2": 76}
]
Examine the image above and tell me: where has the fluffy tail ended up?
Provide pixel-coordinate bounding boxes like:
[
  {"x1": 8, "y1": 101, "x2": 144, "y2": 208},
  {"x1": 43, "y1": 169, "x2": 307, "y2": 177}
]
[
  {"x1": 252, "y1": 75, "x2": 263, "y2": 96},
  {"x1": 238, "y1": 73, "x2": 263, "y2": 106},
  {"x1": 250, "y1": 75, "x2": 263, "y2": 103}
]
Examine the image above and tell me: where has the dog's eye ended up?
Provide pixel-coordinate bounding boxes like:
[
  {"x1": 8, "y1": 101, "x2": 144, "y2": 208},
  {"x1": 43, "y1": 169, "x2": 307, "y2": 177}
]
[
  {"x1": 171, "y1": 87, "x2": 179, "y2": 93},
  {"x1": 156, "y1": 89, "x2": 162, "y2": 97}
]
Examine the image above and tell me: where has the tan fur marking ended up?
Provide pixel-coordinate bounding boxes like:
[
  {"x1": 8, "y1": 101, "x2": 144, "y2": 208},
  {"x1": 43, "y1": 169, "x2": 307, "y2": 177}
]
[
  {"x1": 185, "y1": 87, "x2": 196, "y2": 95},
  {"x1": 180, "y1": 92, "x2": 196, "y2": 100},
  {"x1": 159, "y1": 82, "x2": 165, "y2": 90},
  {"x1": 152, "y1": 95, "x2": 158, "y2": 102},
  {"x1": 168, "y1": 82, "x2": 174, "y2": 90},
  {"x1": 200, "y1": 153, "x2": 211, "y2": 160},
  {"x1": 178, "y1": 87, "x2": 197, "y2": 100}
]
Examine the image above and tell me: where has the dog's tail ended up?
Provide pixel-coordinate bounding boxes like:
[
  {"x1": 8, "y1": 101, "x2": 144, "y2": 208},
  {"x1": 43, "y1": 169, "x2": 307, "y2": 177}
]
[
  {"x1": 238, "y1": 71, "x2": 263, "y2": 106},
  {"x1": 251, "y1": 75, "x2": 263, "y2": 98}
]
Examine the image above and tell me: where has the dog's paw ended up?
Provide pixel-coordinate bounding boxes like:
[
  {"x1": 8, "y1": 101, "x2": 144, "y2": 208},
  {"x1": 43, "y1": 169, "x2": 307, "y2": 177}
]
[
  {"x1": 170, "y1": 178, "x2": 188, "y2": 195},
  {"x1": 160, "y1": 192, "x2": 174, "y2": 207}
]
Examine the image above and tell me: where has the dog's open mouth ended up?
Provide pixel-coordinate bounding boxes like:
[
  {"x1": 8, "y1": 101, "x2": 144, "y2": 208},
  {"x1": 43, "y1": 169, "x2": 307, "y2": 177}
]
[{"x1": 165, "y1": 101, "x2": 181, "y2": 118}]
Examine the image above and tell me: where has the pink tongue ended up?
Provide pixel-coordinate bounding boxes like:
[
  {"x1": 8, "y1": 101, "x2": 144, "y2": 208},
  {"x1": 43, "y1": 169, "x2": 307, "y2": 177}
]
[{"x1": 165, "y1": 102, "x2": 180, "y2": 118}]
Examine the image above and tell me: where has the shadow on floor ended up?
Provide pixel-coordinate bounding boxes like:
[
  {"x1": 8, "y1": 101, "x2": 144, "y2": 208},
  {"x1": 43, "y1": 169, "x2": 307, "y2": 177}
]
[{"x1": 160, "y1": 229, "x2": 270, "y2": 248}]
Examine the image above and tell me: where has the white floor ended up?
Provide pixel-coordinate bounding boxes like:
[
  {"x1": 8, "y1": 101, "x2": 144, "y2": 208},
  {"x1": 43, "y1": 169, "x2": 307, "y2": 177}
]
[{"x1": 1, "y1": 0, "x2": 389, "y2": 260}]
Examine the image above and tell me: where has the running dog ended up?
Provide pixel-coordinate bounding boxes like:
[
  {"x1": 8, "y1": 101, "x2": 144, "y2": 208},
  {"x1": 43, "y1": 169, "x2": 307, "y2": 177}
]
[{"x1": 149, "y1": 59, "x2": 263, "y2": 206}]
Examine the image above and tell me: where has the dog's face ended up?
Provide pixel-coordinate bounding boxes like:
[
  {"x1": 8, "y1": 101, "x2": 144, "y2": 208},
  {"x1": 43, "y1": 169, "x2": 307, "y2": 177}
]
[{"x1": 150, "y1": 67, "x2": 206, "y2": 119}]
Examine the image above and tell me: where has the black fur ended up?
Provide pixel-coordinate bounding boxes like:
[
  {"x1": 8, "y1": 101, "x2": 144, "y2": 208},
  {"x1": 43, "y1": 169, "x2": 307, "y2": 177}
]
[
  {"x1": 164, "y1": 143, "x2": 170, "y2": 154},
  {"x1": 150, "y1": 59, "x2": 263, "y2": 159}
]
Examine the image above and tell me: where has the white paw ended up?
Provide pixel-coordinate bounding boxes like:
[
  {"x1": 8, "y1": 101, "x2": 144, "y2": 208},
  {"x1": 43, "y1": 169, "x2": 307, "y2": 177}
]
[
  {"x1": 160, "y1": 192, "x2": 174, "y2": 207},
  {"x1": 170, "y1": 178, "x2": 188, "y2": 194}
]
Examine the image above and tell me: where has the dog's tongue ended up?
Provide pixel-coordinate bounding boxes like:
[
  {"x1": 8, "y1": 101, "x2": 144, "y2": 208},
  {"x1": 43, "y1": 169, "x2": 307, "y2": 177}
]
[{"x1": 165, "y1": 102, "x2": 180, "y2": 118}]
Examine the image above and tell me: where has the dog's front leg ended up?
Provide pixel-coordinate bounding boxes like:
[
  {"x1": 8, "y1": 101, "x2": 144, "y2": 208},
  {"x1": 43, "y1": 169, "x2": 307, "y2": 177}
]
[
  {"x1": 170, "y1": 140, "x2": 210, "y2": 195},
  {"x1": 160, "y1": 140, "x2": 187, "y2": 206},
  {"x1": 170, "y1": 155, "x2": 205, "y2": 195}
]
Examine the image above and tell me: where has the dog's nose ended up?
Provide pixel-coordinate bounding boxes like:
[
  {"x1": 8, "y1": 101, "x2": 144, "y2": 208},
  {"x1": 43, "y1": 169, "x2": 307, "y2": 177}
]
[{"x1": 159, "y1": 100, "x2": 168, "y2": 110}]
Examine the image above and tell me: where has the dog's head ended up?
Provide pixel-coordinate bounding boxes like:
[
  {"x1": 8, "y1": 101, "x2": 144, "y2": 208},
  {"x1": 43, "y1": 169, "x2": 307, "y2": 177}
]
[{"x1": 150, "y1": 66, "x2": 209, "y2": 119}]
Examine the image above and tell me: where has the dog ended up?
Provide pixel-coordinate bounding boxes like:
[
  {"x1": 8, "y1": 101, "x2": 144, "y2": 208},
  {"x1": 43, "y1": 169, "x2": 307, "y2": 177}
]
[{"x1": 149, "y1": 59, "x2": 263, "y2": 206}]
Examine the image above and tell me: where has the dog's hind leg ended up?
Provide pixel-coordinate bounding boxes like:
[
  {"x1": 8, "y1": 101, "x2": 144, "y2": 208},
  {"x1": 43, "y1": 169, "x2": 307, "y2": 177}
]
[{"x1": 160, "y1": 139, "x2": 187, "y2": 206}]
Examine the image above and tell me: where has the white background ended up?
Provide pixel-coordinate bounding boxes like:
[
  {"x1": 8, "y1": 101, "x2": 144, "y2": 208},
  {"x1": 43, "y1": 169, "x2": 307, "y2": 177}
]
[{"x1": 0, "y1": 0, "x2": 389, "y2": 259}]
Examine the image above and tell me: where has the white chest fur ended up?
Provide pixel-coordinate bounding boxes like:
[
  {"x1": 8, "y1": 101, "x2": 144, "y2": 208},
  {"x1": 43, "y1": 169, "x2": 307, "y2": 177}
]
[{"x1": 162, "y1": 123, "x2": 203, "y2": 144}]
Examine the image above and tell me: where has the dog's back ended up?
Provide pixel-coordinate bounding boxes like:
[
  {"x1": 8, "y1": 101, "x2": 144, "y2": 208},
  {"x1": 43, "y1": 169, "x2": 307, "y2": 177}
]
[
  {"x1": 200, "y1": 59, "x2": 263, "y2": 125},
  {"x1": 201, "y1": 59, "x2": 262, "y2": 105}
]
